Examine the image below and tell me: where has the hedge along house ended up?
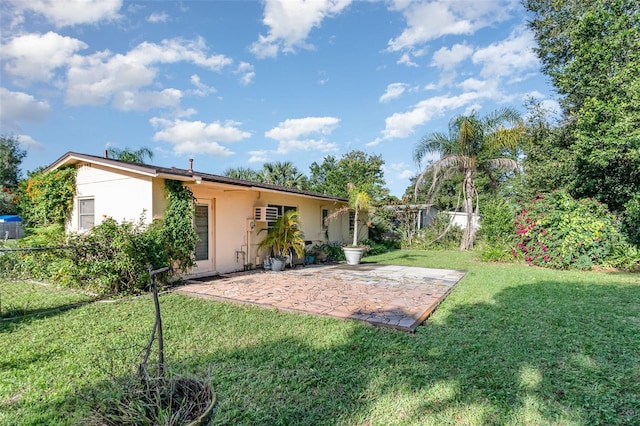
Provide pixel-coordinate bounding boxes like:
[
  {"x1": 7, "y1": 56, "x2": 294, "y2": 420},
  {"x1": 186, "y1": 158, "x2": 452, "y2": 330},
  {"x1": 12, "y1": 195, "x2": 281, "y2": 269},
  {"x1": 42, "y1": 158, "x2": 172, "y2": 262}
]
[{"x1": 46, "y1": 152, "x2": 356, "y2": 277}]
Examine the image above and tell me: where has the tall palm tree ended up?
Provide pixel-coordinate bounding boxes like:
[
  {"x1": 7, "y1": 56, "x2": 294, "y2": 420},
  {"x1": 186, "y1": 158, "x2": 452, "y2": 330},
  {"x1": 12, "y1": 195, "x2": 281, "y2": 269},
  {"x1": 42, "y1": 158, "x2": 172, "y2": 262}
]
[
  {"x1": 413, "y1": 107, "x2": 524, "y2": 250},
  {"x1": 107, "y1": 146, "x2": 154, "y2": 164},
  {"x1": 261, "y1": 161, "x2": 307, "y2": 189}
]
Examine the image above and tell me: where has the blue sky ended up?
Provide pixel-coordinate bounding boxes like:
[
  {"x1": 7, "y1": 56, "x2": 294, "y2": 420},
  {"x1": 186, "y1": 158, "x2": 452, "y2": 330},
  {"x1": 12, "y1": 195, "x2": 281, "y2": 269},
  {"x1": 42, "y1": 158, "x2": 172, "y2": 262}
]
[{"x1": 1, "y1": 0, "x2": 558, "y2": 197}]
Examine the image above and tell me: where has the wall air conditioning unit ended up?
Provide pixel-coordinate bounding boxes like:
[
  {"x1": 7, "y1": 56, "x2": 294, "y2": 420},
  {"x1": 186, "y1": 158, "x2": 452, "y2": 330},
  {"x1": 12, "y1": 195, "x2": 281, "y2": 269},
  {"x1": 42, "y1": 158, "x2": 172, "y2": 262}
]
[{"x1": 254, "y1": 206, "x2": 278, "y2": 222}]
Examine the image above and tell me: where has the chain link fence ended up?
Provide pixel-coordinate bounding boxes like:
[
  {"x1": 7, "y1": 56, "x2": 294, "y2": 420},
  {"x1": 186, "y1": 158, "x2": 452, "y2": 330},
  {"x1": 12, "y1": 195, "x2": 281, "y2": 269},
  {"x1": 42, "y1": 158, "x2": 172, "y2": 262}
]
[{"x1": 0, "y1": 246, "x2": 97, "y2": 319}]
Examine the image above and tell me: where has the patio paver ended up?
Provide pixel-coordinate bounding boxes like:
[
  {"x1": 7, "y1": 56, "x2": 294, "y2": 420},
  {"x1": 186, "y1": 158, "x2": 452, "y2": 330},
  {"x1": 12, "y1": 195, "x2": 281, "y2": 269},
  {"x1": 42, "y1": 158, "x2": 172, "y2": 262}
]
[{"x1": 175, "y1": 263, "x2": 466, "y2": 332}]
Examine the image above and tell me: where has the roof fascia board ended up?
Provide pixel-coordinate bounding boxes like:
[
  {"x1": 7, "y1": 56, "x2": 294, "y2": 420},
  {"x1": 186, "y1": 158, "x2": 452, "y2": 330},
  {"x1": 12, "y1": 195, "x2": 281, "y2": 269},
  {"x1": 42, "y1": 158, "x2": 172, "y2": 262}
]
[{"x1": 250, "y1": 186, "x2": 347, "y2": 203}]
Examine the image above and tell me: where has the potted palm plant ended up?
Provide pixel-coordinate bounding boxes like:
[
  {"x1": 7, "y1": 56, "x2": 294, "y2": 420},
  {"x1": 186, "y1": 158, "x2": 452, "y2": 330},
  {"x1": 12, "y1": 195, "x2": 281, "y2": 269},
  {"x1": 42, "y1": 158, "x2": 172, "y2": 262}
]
[
  {"x1": 327, "y1": 184, "x2": 372, "y2": 265},
  {"x1": 258, "y1": 210, "x2": 305, "y2": 271}
]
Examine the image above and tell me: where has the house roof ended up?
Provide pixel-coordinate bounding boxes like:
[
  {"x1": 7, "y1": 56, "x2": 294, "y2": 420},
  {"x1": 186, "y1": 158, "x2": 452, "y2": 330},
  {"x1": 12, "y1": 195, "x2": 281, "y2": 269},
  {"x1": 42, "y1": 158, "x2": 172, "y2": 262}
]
[{"x1": 47, "y1": 151, "x2": 348, "y2": 203}]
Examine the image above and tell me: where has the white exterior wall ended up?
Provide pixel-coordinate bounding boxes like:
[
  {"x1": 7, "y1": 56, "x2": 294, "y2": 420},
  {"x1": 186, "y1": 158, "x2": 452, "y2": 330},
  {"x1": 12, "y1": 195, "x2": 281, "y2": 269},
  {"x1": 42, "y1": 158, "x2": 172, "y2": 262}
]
[
  {"x1": 69, "y1": 161, "x2": 349, "y2": 276},
  {"x1": 448, "y1": 211, "x2": 481, "y2": 230},
  {"x1": 188, "y1": 185, "x2": 347, "y2": 274},
  {"x1": 71, "y1": 163, "x2": 155, "y2": 231}
]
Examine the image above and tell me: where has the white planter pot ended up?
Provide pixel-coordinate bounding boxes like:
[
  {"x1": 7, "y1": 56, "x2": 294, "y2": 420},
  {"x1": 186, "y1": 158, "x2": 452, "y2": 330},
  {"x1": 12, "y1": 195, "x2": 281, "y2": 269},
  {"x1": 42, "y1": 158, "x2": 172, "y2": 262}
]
[
  {"x1": 342, "y1": 247, "x2": 365, "y2": 265},
  {"x1": 271, "y1": 258, "x2": 286, "y2": 271}
]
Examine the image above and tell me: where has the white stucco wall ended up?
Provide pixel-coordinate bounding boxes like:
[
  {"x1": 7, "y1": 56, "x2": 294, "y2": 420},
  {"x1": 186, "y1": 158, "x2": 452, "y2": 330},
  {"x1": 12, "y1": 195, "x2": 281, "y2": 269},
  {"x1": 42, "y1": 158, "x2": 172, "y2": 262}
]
[
  {"x1": 71, "y1": 163, "x2": 155, "y2": 231},
  {"x1": 188, "y1": 185, "x2": 347, "y2": 274},
  {"x1": 70, "y1": 161, "x2": 349, "y2": 276}
]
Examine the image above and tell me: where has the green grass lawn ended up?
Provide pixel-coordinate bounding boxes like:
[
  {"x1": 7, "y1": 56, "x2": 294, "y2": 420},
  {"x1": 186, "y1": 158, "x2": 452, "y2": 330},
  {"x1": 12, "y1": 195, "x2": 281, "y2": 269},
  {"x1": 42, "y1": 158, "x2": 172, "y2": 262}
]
[{"x1": 1, "y1": 250, "x2": 639, "y2": 425}]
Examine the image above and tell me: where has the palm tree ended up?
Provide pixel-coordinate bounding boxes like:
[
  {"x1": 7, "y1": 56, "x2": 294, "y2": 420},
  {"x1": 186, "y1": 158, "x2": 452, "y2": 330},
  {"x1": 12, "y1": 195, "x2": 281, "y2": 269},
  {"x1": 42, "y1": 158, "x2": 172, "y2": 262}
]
[
  {"x1": 413, "y1": 107, "x2": 524, "y2": 250},
  {"x1": 257, "y1": 209, "x2": 305, "y2": 261},
  {"x1": 223, "y1": 167, "x2": 263, "y2": 182},
  {"x1": 107, "y1": 146, "x2": 154, "y2": 164},
  {"x1": 261, "y1": 161, "x2": 307, "y2": 189}
]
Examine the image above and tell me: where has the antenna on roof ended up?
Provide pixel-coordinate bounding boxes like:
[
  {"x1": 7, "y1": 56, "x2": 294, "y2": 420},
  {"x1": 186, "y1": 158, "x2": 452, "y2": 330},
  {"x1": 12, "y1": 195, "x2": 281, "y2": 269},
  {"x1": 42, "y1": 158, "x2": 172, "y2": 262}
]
[{"x1": 104, "y1": 149, "x2": 109, "y2": 158}]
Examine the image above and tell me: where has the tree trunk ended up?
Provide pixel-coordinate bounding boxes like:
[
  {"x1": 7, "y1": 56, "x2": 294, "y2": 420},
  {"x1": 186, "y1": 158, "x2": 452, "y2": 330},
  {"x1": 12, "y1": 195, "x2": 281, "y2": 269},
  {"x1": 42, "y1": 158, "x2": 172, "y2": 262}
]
[
  {"x1": 460, "y1": 170, "x2": 476, "y2": 250},
  {"x1": 352, "y1": 206, "x2": 359, "y2": 246}
]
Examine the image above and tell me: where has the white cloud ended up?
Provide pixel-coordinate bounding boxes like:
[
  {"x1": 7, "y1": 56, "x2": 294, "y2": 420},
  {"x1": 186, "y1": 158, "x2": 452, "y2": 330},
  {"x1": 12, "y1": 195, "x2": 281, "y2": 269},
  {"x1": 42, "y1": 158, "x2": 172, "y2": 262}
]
[
  {"x1": 150, "y1": 117, "x2": 251, "y2": 157},
  {"x1": 65, "y1": 37, "x2": 232, "y2": 110},
  {"x1": 248, "y1": 150, "x2": 269, "y2": 163},
  {"x1": 378, "y1": 92, "x2": 485, "y2": 141},
  {"x1": 431, "y1": 43, "x2": 473, "y2": 70},
  {"x1": 387, "y1": 0, "x2": 516, "y2": 52},
  {"x1": 379, "y1": 83, "x2": 408, "y2": 103},
  {"x1": 472, "y1": 27, "x2": 538, "y2": 79},
  {"x1": 265, "y1": 116, "x2": 340, "y2": 154},
  {"x1": 388, "y1": 162, "x2": 415, "y2": 180},
  {"x1": 7, "y1": 0, "x2": 122, "y2": 27},
  {"x1": 250, "y1": 0, "x2": 352, "y2": 58},
  {"x1": 112, "y1": 88, "x2": 183, "y2": 111},
  {"x1": 398, "y1": 169, "x2": 414, "y2": 179},
  {"x1": 190, "y1": 74, "x2": 217, "y2": 96},
  {"x1": 1, "y1": 31, "x2": 87, "y2": 83},
  {"x1": 459, "y1": 77, "x2": 491, "y2": 92},
  {"x1": 236, "y1": 62, "x2": 255, "y2": 85},
  {"x1": 147, "y1": 12, "x2": 169, "y2": 23},
  {"x1": 16, "y1": 134, "x2": 45, "y2": 151},
  {"x1": 0, "y1": 88, "x2": 51, "y2": 131},
  {"x1": 397, "y1": 52, "x2": 418, "y2": 67}
]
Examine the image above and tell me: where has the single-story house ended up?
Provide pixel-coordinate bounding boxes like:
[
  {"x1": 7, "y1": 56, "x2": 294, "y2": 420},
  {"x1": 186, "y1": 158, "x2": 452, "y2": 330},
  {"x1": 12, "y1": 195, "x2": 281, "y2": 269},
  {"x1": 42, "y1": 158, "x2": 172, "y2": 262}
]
[{"x1": 46, "y1": 152, "x2": 357, "y2": 277}]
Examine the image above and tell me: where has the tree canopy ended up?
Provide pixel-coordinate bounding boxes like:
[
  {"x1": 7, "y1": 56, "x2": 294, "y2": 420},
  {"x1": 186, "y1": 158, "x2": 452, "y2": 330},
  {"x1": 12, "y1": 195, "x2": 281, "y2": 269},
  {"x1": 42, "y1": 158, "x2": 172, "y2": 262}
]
[
  {"x1": 1, "y1": 135, "x2": 27, "y2": 190},
  {"x1": 525, "y1": 0, "x2": 640, "y2": 211},
  {"x1": 0, "y1": 135, "x2": 27, "y2": 214},
  {"x1": 223, "y1": 161, "x2": 308, "y2": 190},
  {"x1": 308, "y1": 150, "x2": 388, "y2": 200},
  {"x1": 107, "y1": 146, "x2": 154, "y2": 164}
]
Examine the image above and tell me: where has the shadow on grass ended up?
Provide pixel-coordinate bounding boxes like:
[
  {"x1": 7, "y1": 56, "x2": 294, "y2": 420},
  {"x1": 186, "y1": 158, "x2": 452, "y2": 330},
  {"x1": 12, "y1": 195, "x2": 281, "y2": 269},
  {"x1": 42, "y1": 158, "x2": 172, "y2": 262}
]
[
  {"x1": 4, "y1": 278, "x2": 640, "y2": 425},
  {"x1": 1, "y1": 300, "x2": 96, "y2": 322},
  {"x1": 187, "y1": 279, "x2": 640, "y2": 425}
]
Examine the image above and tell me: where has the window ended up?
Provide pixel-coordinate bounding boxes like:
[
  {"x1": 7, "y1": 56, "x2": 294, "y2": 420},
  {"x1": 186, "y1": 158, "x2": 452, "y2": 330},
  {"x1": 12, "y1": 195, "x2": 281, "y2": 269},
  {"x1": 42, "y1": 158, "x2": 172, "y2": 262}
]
[
  {"x1": 322, "y1": 208, "x2": 329, "y2": 240},
  {"x1": 79, "y1": 198, "x2": 95, "y2": 230},
  {"x1": 267, "y1": 204, "x2": 297, "y2": 229},
  {"x1": 268, "y1": 204, "x2": 297, "y2": 217}
]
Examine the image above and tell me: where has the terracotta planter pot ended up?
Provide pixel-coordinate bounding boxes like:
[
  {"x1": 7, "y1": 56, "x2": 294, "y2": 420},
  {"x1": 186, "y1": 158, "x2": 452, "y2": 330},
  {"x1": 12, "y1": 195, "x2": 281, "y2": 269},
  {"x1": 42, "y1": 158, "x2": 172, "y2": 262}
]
[{"x1": 342, "y1": 247, "x2": 365, "y2": 265}]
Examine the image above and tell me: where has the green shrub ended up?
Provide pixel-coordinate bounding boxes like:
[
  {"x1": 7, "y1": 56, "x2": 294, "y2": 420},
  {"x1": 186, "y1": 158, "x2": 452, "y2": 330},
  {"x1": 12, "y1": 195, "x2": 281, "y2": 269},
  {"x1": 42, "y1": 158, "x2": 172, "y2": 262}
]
[
  {"x1": 68, "y1": 216, "x2": 169, "y2": 294},
  {"x1": 360, "y1": 238, "x2": 399, "y2": 256},
  {"x1": 514, "y1": 190, "x2": 624, "y2": 270},
  {"x1": 604, "y1": 243, "x2": 640, "y2": 271},
  {"x1": 480, "y1": 239, "x2": 520, "y2": 263},
  {"x1": 477, "y1": 196, "x2": 517, "y2": 245},
  {"x1": 312, "y1": 242, "x2": 345, "y2": 262},
  {"x1": 5, "y1": 180, "x2": 198, "y2": 295},
  {"x1": 17, "y1": 167, "x2": 76, "y2": 228},
  {"x1": 621, "y1": 193, "x2": 640, "y2": 247},
  {"x1": 405, "y1": 212, "x2": 463, "y2": 250},
  {"x1": 163, "y1": 180, "x2": 198, "y2": 272},
  {"x1": 8, "y1": 225, "x2": 73, "y2": 283}
]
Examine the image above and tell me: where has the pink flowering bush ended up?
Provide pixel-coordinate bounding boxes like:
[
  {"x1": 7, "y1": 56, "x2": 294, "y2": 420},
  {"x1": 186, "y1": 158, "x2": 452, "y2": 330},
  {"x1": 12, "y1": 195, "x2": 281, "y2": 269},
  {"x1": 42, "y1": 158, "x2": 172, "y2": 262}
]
[{"x1": 514, "y1": 190, "x2": 623, "y2": 270}]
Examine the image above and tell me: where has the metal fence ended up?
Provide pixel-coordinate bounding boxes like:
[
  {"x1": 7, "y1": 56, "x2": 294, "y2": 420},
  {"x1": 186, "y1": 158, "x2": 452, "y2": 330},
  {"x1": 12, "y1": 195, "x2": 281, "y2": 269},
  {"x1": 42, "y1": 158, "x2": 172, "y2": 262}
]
[
  {"x1": 0, "y1": 246, "x2": 95, "y2": 319},
  {"x1": 0, "y1": 221, "x2": 25, "y2": 240}
]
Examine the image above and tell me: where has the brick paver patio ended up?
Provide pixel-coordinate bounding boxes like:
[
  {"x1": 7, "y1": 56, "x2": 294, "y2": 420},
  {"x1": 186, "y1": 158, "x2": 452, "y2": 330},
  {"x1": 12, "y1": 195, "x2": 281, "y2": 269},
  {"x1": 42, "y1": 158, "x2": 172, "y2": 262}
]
[{"x1": 175, "y1": 263, "x2": 466, "y2": 332}]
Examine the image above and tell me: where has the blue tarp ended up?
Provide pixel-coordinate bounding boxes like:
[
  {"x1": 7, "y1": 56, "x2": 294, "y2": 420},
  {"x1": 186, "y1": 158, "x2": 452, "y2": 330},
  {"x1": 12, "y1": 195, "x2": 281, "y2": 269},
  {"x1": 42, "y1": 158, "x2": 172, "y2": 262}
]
[{"x1": 0, "y1": 215, "x2": 22, "y2": 222}]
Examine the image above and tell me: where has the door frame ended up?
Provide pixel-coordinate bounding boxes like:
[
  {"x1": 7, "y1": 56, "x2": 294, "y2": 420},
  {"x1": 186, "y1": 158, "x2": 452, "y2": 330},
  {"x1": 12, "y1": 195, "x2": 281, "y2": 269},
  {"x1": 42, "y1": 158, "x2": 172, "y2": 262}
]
[{"x1": 191, "y1": 198, "x2": 215, "y2": 277}]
